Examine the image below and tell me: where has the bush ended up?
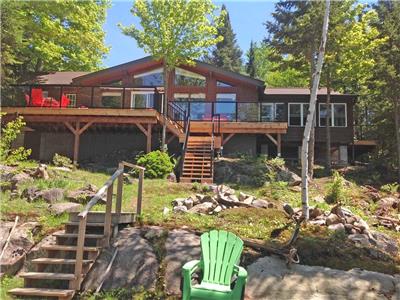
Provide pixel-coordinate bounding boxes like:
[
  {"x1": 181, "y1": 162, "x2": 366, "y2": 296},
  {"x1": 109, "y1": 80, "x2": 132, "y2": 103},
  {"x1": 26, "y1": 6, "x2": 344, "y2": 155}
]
[
  {"x1": 325, "y1": 171, "x2": 347, "y2": 204},
  {"x1": 135, "y1": 150, "x2": 174, "y2": 179},
  {"x1": 52, "y1": 153, "x2": 72, "y2": 168},
  {"x1": 0, "y1": 114, "x2": 31, "y2": 164},
  {"x1": 380, "y1": 183, "x2": 399, "y2": 194}
]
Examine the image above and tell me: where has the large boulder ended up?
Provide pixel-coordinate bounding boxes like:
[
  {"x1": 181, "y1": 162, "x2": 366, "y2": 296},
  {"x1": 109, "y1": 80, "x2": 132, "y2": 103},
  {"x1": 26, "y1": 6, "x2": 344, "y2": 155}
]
[
  {"x1": 22, "y1": 187, "x2": 43, "y2": 202},
  {"x1": 276, "y1": 167, "x2": 301, "y2": 186},
  {"x1": 164, "y1": 229, "x2": 201, "y2": 296},
  {"x1": 246, "y1": 255, "x2": 400, "y2": 300},
  {"x1": 48, "y1": 202, "x2": 81, "y2": 215},
  {"x1": 41, "y1": 188, "x2": 65, "y2": 203},
  {"x1": 66, "y1": 184, "x2": 106, "y2": 204},
  {"x1": 32, "y1": 164, "x2": 49, "y2": 180},
  {"x1": 189, "y1": 202, "x2": 214, "y2": 214},
  {"x1": 82, "y1": 227, "x2": 159, "y2": 291},
  {"x1": 10, "y1": 172, "x2": 33, "y2": 191}
]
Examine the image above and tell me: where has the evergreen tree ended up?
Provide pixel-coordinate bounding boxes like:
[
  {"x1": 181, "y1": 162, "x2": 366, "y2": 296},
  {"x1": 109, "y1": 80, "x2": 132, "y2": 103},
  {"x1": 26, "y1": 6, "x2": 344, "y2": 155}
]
[
  {"x1": 246, "y1": 41, "x2": 256, "y2": 77},
  {"x1": 210, "y1": 4, "x2": 243, "y2": 72}
]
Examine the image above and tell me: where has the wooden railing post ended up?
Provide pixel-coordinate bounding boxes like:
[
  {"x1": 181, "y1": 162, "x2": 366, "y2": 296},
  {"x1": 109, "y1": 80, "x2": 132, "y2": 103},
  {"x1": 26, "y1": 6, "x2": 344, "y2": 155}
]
[
  {"x1": 114, "y1": 164, "x2": 124, "y2": 235},
  {"x1": 137, "y1": 169, "x2": 144, "y2": 216},
  {"x1": 73, "y1": 215, "x2": 87, "y2": 290},
  {"x1": 104, "y1": 183, "x2": 114, "y2": 247}
]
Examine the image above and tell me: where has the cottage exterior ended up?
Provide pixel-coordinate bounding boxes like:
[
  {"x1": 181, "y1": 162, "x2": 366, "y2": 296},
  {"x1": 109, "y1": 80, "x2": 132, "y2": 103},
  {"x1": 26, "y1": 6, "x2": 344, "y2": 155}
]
[{"x1": 2, "y1": 56, "x2": 356, "y2": 176}]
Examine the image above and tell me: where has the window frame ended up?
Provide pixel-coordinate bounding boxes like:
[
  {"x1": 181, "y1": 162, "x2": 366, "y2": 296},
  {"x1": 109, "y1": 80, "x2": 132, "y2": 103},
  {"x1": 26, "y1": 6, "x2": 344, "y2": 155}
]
[
  {"x1": 130, "y1": 91, "x2": 155, "y2": 109},
  {"x1": 318, "y1": 103, "x2": 347, "y2": 128},
  {"x1": 288, "y1": 103, "x2": 309, "y2": 127},
  {"x1": 216, "y1": 93, "x2": 236, "y2": 102},
  {"x1": 174, "y1": 67, "x2": 206, "y2": 87},
  {"x1": 101, "y1": 91, "x2": 122, "y2": 108}
]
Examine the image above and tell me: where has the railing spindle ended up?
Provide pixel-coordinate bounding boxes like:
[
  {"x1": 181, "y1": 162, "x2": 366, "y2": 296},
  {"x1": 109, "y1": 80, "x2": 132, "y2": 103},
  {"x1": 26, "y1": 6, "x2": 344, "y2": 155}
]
[{"x1": 73, "y1": 215, "x2": 87, "y2": 290}]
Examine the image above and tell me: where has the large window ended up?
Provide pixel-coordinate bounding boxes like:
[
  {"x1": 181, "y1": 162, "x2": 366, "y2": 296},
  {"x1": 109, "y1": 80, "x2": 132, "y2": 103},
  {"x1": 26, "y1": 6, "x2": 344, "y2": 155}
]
[
  {"x1": 288, "y1": 103, "x2": 309, "y2": 127},
  {"x1": 173, "y1": 93, "x2": 209, "y2": 120},
  {"x1": 133, "y1": 68, "x2": 163, "y2": 86},
  {"x1": 175, "y1": 68, "x2": 206, "y2": 86},
  {"x1": 102, "y1": 92, "x2": 122, "y2": 108},
  {"x1": 261, "y1": 103, "x2": 285, "y2": 122},
  {"x1": 215, "y1": 93, "x2": 236, "y2": 121},
  {"x1": 319, "y1": 103, "x2": 347, "y2": 127},
  {"x1": 131, "y1": 92, "x2": 154, "y2": 108}
]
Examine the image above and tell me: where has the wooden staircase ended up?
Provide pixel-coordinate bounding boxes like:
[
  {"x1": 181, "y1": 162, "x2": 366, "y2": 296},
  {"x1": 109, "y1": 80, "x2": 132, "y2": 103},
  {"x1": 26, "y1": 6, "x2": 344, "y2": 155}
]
[
  {"x1": 180, "y1": 136, "x2": 214, "y2": 184},
  {"x1": 9, "y1": 212, "x2": 134, "y2": 300}
]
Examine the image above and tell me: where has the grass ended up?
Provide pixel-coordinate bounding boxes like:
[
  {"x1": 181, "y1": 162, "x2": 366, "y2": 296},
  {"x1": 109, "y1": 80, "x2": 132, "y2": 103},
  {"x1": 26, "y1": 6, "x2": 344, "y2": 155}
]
[{"x1": 0, "y1": 276, "x2": 24, "y2": 300}]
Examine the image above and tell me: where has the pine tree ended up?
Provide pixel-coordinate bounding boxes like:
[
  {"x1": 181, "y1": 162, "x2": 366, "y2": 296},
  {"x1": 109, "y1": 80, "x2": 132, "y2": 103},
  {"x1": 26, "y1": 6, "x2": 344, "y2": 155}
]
[
  {"x1": 210, "y1": 4, "x2": 243, "y2": 72},
  {"x1": 246, "y1": 41, "x2": 256, "y2": 77}
]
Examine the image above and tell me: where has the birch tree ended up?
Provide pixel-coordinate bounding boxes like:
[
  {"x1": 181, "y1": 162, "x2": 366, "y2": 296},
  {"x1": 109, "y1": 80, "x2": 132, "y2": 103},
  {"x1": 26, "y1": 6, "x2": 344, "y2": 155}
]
[{"x1": 301, "y1": 0, "x2": 330, "y2": 220}]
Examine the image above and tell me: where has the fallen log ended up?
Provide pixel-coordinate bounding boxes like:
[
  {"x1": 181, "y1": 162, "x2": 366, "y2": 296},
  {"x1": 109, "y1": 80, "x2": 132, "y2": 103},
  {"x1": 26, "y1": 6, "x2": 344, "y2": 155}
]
[{"x1": 0, "y1": 216, "x2": 19, "y2": 261}]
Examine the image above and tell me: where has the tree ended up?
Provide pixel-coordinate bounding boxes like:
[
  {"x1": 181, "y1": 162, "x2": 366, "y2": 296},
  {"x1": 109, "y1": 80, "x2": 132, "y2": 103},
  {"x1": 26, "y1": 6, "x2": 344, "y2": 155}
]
[
  {"x1": 209, "y1": 4, "x2": 243, "y2": 72},
  {"x1": 370, "y1": 1, "x2": 400, "y2": 182},
  {"x1": 246, "y1": 41, "x2": 256, "y2": 77},
  {"x1": 120, "y1": 0, "x2": 223, "y2": 150},
  {"x1": 0, "y1": 0, "x2": 110, "y2": 85},
  {"x1": 301, "y1": 0, "x2": 330, "y2": 220}
]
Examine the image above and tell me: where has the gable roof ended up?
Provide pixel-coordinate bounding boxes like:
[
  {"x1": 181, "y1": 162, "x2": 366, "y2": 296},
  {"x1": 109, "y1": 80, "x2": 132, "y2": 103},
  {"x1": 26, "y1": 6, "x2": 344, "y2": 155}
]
[{"x1": 72, "y1": 56, "x2": 265, "y2": 87}]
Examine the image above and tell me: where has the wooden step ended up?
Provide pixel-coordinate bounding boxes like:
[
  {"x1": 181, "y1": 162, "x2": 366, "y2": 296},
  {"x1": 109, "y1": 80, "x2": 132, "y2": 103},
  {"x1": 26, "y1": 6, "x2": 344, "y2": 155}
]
[
  {"x1": 9, "y1": 287, "x2": 74, "y2": 298},
  {"x1": 31, "y1": 258, "x2": 93, "y2": 265},
  {"x1": 20, "y1": 272, "x2": 75, "y2": 281},
  {"x1": 41, "y1": 245, "x2": 99, "y2": 252},
  {"x1": 64, "y1": 221, "x2": 106, "y2": 227},
  {"x1": 53, "y1": 232, "x2": 104, "y2": 239}
]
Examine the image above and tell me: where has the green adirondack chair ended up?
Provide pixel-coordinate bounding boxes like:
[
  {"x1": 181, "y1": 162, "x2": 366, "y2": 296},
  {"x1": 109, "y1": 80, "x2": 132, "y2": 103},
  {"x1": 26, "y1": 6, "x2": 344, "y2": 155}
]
[{"x1": 182, "y1": 230, "x2": 247, "y2": 300}]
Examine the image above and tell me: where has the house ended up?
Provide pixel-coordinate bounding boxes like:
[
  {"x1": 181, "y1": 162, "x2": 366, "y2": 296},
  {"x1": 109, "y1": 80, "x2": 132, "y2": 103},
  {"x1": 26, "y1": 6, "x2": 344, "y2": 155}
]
[{"x1": 2, "y1": 56, "x2": 357, "y2": 182}]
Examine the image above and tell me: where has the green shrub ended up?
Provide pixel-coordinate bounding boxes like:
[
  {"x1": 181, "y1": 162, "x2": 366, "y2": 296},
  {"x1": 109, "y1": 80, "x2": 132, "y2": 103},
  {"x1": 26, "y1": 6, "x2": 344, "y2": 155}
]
[
  {"x1": 52, "y1": 153, "x2": 72, "y2": 168},
  {"x1": 135, "y1": 150, "x2": 174, "y2": 179},
  {"x1": 0, "y1": 114, "x2": 31, "y2": 164},
  {"x1": 265, "y1": 156, "x2": 285, "y2": 168},
  {"x1": 325, "y1": 171, "x2": 347, "y2": 204},
  {"x1": 380, "y1": 183, "x2": 399, "y2": 194}
]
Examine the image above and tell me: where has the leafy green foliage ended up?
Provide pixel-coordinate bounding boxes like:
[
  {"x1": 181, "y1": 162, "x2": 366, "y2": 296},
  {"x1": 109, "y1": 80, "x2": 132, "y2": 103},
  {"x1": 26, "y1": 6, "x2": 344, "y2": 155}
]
[
  {"x1": 120, "y1": 0, "x2": 224, "y2": 71},
  {"x1": 325, "y1": 171, "x2": 347, "y2": 204},
  {"x1": 380, "y1": 183, "x2": 399, "y2": 194},
  {"x1": 0, "y1": 0, "x2": 110, "y2": 85},
  {"x1": 136, "y1": 150, "x2": 175, "y2": 179},
  {"x1": 245, "y1": 41, "x2": 256, "y2": 77},
  {"x1": 52, "y1": 153, "x2": 72, "y2": 168},
  {"x1": 0, "y1": 276, "x2": 24, "y2": 300},
  {"x1": 0, "y1": 114, "x2": 31, "y2": 164},
  {"x1": 208, "y1": 4, "x2": 243, "y2": 72}
]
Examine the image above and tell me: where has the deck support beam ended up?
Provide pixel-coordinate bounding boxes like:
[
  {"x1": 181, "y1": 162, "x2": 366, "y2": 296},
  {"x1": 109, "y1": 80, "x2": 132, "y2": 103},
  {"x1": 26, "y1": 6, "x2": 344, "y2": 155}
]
[
  {"x1": 265, "y1": 133, "x2": 282, "y2": 157},
  {"x1": 167, "y1": 135, "x2": 176, "y2": 144},
  {"x1": 64, "y1": 121, "x2": 93, "y2": 165},
  {"x1": 135, "y1": 123, "x2": 152, "y2": 153},
  {"x1": 222, "y1": 133, "x2": 235, "y2": 146}
]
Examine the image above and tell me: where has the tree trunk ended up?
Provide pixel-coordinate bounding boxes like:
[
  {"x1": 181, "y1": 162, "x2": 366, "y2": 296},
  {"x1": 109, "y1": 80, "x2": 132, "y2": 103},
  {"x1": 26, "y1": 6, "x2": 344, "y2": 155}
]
[
  {"x1": 308, "y1": 117, "x2": 316, "y2": 179},
  {"x1": 325, "y1": 69, "x2": 332, "y2": 174},
  {"x1": 395, "y1": 97, "x2": 400, "y2": 183},
  {"x1": 161, "y1": 64, "x2": 169, "y2": 151},
  {"x1": 301, "y1": 0, "x2": 330, "y2": 220}
]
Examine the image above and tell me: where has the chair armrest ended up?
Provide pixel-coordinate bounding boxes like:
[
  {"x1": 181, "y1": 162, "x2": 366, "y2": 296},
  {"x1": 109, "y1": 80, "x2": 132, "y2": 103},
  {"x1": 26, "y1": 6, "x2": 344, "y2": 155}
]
[
  {"x1": 234, "y1": 265, "x2": 247, "y2": 279},
  {"x1": 232, "y1": 265, "x2": 247, "y2": 299},
  {"x1": 182, "y1": 259, "x2": 201, "y2": 275}
]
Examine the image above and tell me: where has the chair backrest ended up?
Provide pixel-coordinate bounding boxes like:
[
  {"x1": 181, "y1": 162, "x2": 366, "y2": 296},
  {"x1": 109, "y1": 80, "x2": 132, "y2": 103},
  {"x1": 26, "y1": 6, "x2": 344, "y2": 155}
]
[
  {"x1": 31, "y1": 88, "x2": 43, "y2": 106},
  {"x1": 60, "y1": 94, "x2": 70, "y2": 107},
  {"x1": 200, "y1": 230, "x2": 244, "y2": 286}
]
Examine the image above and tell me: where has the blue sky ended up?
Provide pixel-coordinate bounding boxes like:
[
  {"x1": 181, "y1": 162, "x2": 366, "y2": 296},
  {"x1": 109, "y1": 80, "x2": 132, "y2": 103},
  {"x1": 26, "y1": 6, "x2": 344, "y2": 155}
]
[{"x1": 102, "y1": 1, "x2": 276, "y2": 67}]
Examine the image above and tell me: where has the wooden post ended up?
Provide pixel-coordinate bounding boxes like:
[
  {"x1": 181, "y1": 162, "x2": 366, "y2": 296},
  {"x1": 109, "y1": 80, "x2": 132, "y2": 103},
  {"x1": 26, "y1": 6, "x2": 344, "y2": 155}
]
[
  {"x1": 115, "y1": 164, "x2": 124, "y2": 234},
  {"x1": 277, "y1": 133, "x2": 282, "y2": 157},
  {"x1": 147, "y1": 124, "x2": 152, "y2": 153},
  {"x1": 137, "y1": 169, "x2": 144, "y2": 216},
  {"x1": 73, "y1": 216, "x2": 87, "y2": 290},
  {"x1": 64, "y1": 121, "x2": 93, "y2": 166},
  {"x1": 104, "y1": 183, "x2": 113, "y2": 247}
]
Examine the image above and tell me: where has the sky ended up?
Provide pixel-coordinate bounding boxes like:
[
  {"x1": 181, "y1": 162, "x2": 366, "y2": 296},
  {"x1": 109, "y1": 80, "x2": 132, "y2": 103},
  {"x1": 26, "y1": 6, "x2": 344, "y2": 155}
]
[{"x1": 102, "y1": 1, "x2": 276, "y2": 67}]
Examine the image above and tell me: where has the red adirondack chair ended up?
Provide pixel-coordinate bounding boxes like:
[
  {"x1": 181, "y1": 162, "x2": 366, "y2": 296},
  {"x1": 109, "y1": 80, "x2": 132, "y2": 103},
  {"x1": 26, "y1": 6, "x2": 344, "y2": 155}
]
[{"x1": 31, "y1": 88, "x2": 44, "y2": 106}]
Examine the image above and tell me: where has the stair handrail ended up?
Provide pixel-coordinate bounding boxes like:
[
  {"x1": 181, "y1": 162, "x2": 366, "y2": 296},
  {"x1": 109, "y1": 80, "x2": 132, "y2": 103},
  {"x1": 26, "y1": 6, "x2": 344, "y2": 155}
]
[
  {"x1": 177, "y1": 113, "x2": 191, "y2": 182},
  {"x1": 210, "y1": 114, "x2": 220, "y2": 180},
  {"x1": 73, "y1": 161, "x2": 145, "y2": 290},
  {"x1": 167, "y1": 101, "x2": 186, "y2": 130}
]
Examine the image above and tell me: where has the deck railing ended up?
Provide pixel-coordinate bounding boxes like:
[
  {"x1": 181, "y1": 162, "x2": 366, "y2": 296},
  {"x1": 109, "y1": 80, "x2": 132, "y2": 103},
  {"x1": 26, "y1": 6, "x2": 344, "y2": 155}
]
[{"x1": 73, "y1": 161, "x2": 145, "y2": 290}]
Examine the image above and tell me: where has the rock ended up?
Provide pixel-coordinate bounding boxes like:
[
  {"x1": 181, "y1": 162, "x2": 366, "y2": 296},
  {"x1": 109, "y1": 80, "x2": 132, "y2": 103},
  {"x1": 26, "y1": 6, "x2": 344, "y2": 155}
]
[
  {"x1": 243, "y1": 196, "x2": 255, "y2": 205},
  {"x1": 82, "y1": 227, "x2": 159, "y2": 291},
  {"x1": 212, "y1": 206, "x2": 222, "y2": 214},
  {"x1": 173, "y1": 205, "x2": 188, "y2": 213},
  {"x1": 22, "y1": 187, "x2": 42, "y2": 202},
  {"x1": 167, "y1": 172, "x2": 177, "y2": 182},
  {"x1": 344, "y1": 224, "x2": 356, "y2": 234},
  {"x1": 283, "y1": 203, "x2": 295, "y2": 217},
  {"x1": 246, "y1": 255, "x2": 399, "y2": 300},
  {"x1": 309, "y1": 207, "x2": 323, "y2": 219},
  {"x1": 217, "y1": 184, "x2": 235, "y2": 195},
  {"x1": 276, "y1": 168, "x2": 301, "y2": 186},
  {"x1": 376, "y1": 197, "x2": 399, "y2": 215},
  {"x1": 32, "y1": 164, "x2": 49, "y2": 180},
  {"x1": 48, "y1": 202, "x2": 81, "y2": 215},
  {"x1": 195, "y1": 194, "x2": 205, "y2": 202},
  {"x1": 41, "y1": 188, "x2": 64, "y2": 203},
  {"x1": 252, "y1": 199, "x2": 270, "y2": 209},
  {"x1": 183, "y1": 198, "x2": 194, "y2": 209},
  {"x1": 370, "y1": 232, "x2": 398, "y2": 256},
  {"x1": 290, "y1": 186, "x2": 302, "y2": 192},
  {"x1": 313, "y1": 195, "x2": 325, "y2": 203},
  {"x1": 54, "y1": 166, "x2": 72, "y2": 172},
  {"x1": 331, "y1": 205, "x2": 345, "y2": 218},
  {"x1": 328, "y1": 223, "x2": 345, "y2": 232},
  {"x1": 66, "y1": 184, "x2": 105, "y2": 204},
  {"x1": 0, "y1": 165, "x2": 17, "y2": 182},
  {"x1": 310, "y1": 219, "x2": 326, "y2": 226},
  {"x1": 172, "y1": 198, "x2": 186, "y2": 207},
  {"x1": 10, "y1": 172, "x2": 33, "y2": 190},
  {"x1": 348, "y1": 233, "x2": 372, "y2": 247},
  {"x1": 165, "y1": 229, "x2": 201, "y2": 296},
  {"x1": 0, "y1": 222, "x2": 39, "y2": 276},
  {"x1": 353, "y1": 219, "x2": 369, "y2": 232},
  {"x1": 189, "y1": 202, "x2": 214, "y2": 214},
  {"x1": 345, "y1": 216, "x2": 358, "y2": 224},
  {"x1": 326, "y1": 214, "x2": 342, "y2": 226},
  {"x1": 227, "y1": 194, "x2": 239, "y2": 202},
  {"x1": 162, "y1": 207, "x2": 170, "y2": 216},
  {"x1": 239, "y1": 192, "x2": 248, "y2": 201}
]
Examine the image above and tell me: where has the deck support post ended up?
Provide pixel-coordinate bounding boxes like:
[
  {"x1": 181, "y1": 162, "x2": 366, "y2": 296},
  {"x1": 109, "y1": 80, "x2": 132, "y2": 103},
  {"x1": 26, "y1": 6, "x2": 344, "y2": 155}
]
[
  {"x1": 266, "y1": 133, "x2": 282, "y2": 157},
  {"x1": 222, "y1": 133, "x2": 235, "y2": 146},
  {"x1": 64, "y1": 121, "x2": 93, "y2": 165},
  {"x1": 135, "y1": 123, "x2": 152, "y2": 153}
]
